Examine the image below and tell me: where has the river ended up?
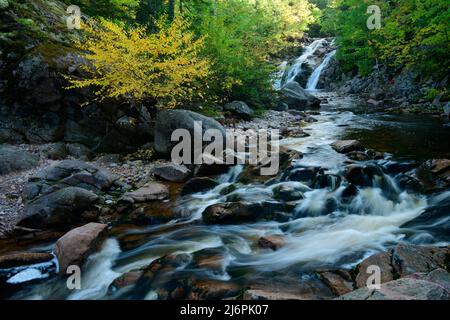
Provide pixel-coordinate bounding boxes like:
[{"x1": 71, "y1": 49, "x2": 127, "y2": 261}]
[{"x1": 5, "y1": 38, "x2": 450, "y2": 300}]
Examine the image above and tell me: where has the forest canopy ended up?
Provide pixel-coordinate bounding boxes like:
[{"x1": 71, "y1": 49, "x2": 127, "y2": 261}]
[{"x1": 65, "y1": 0, "x2": 449, "y2": 108}]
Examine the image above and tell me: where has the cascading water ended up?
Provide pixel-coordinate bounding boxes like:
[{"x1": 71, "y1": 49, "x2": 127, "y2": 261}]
[
  {"x1": 306, "y1": 50, "x2": 337, "y2": 90},
  {"x1": 284, "y1": 39, "x2": 328, "y2": 85}
]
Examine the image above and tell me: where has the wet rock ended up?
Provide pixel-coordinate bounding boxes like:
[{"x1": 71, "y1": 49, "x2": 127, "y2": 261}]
[
  {"x1": 272, "y1": 184, "x2": 304, "y2": 201},
  {"x1": 0, "y1": 145, "x2": 39, "y2": 175},
  {"x1": 154, "y1": 110, "x2": 225, "y2": 155},
  {"x1": 430, "y1": 159, "x2": 450, "y2": 174},
  {"x1": 244, "y1": 273, "x2": 335, "y2": 300},
  {"x1": 0, "y1": 252, "x2": 53, "y2": 269},
  {"x1": 345, "y1": 166, "x2": 371, "y2": 187},
  {"x1": 331, "y1": 140, "x2": 365, "y2": 154},
  {"x1": 355, "y1": 252, "x2": 394, "y2": 289},
  {"x1": 180, "y1": 177, "x2": 218, "y2": 196},
  {"x1": 188, "y1": 279, "x2": 241, "y2": 300},
  {"x1": 280, "y1": 81, "x2": 321, "y2": 110},
  {"x1": 347, "y1": 151, "x2": 370, "y2": 161},
  {"x1": 132, "y1": 254, "x2": 192, "y2": 299},
  {"x1": 202, "y1": 201, "x2": 286, "y2": 224},
  {"x1": 341, "y1": 184, "x2": 359, "y2": 200},
  {"x1": 109, "y1": 270, "x2": 143, "y2": 292},
  {"x1": 287, "y1": 167, "x2": 319, "y2": 186},
  {"x1": 392, "y1": 243, "x2": 450, "y2": 277},
  {"x1": 55, "y1": 223, "x2": 108, "y2": 275},
  {"x1": 314, "y1": 173, "x2": 342, "y2": 191},
  {"x1": 194, "y1": 163, "x2": 231, "y2": 177},
  {"x1": 337, "y1": 277, "x2": 450, "y2": 300},
  {"x1": 258, "y1": 235, "x2": 286, "y2": 251},
  {"x1": 153, "y1": 163, "x2": 191, "y2": 182},
  {"x1": 19, "y1": 187, "x2": 100, "y2": 229},
  {"x1": 66, "y1": 143, "x2": 92, "y2": 160},
  {"x1": 401, "y1": 192, "x2": 450, "y2": 241},
  {"x1": 124, "y1": 201, "x2": 178, "y2": 225},
  {"x1": 318, "y1": 270, "x2": 354, "y2": 296},
  {"x1": 190, "y1": 248, "x2": 226, "y2": 272},
  {"x1": 224, "y1": 101, "x2": 254, "y2": 120},
  {"x1": 119, "y1": 182, "x2": 169, "y2": 205}
]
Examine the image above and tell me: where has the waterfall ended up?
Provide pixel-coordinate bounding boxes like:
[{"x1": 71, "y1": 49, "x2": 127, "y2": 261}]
[
  {"x1": 284, "y1": 39, "x2": 327, "y2": 85},
  {"x1": 306, "y1": 50, "x2": 337, "y2": 91}
]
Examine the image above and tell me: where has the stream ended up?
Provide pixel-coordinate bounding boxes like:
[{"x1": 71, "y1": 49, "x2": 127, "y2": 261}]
[{"x1": 5, "y1": 39, "x2": 450, "y2": 300}]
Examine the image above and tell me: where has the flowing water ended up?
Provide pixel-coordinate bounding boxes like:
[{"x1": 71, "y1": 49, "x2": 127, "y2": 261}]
[
  {"x1": 284, "y1": 39, "x2": 328, "y2": 85},
  {"x1": 5, "y1": 39, "x2": 450, "y2": 300},
  {"x1": 306, "y1": 50, "x2": 337, "y2": 90}
]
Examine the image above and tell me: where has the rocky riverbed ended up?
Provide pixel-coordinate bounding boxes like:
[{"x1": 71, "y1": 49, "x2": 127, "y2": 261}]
[{"x1": 1, "y1": 92, "x2": 449, "y2": 300}]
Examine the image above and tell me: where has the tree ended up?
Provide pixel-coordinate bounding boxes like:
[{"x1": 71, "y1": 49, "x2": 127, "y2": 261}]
[{"x1": 66, "y1": 17, "x2": 210, "y2": 108}]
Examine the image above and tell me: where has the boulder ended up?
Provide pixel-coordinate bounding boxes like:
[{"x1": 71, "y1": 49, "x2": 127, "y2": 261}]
[
  {"x1": 405, "y1": 268, "x2": 450, "y2": 292},
  {"x1": 286, "y1": 167, "x2": 319, "y2": 186},
  {"x1": 0, "y1": 145, "x2": 39, "y2": 175},
  {"x1": 224, "y1": 101, "x2": 254, "y2": 119},
  {"x1": 152, "y1": 163, "x2": 191, "y2": 182},
  {"x1": 180, "y1": 177, "x2": 219, "y2": 196},
  {"x1": 202, "y1": 201, "x2": 286, "y2": 224},
  {"x1": 280, "y1": 81, "x2": 321, "y2": 110},
  {"x1": 55, "y1": 223, "x2": 108, "y2": 275},
  {"x1": 337, "y1": 277, "x2": 450, "y2": 300},
  {"x1": 258, "y1": 236, "x2": 286, "y2": 251},
  {"x1": 66, "y1": 143, "x2": 92, "y2": 160},
  {"x1": 154, "y1": 109, "x2": 225, "y2": 155},
  {"x1": 0, "y1": 252, "x2": 53, "y2": 269},
  {"x1": 331, "y1": 140, "x2": 365, "y2": 154},
  {"x1": 188, "y1": 279, "x2": 241, "y2": 300},
  {"x1": 109, "y1": 270, "x2": 144, "y2": 292},
  {"x1": 272, "y1": 184, "x2": 304, "y2": 201},
  {"x1": 244, "y1": 273, "x2": 335, "y2": 300},
  {"x1": 119, "y1": 182, "x2": 169, "y2": 205},
  {"x1": 46, "y1": 142, "x2": 68, "y2": 160},
  {"x1": 319, "y1": 270, "x2": 354, "y2": 296},
  {"x1": 18, "y1": 187, "x2": 100, "y2": 229},
  {"x1": 392, "y1": 243, "x2": 450, "y2": 277},
  {"x1": 22, "y1": 160, "x2": 115, "y2": 201},
  {"x1": 355, "y1": 252, "x2": 394, "y2": 288}
]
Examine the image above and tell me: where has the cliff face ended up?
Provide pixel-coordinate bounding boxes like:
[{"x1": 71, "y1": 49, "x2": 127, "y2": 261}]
[{"x1": 0, "y1": 0, "x2": 153, "y2": 153}]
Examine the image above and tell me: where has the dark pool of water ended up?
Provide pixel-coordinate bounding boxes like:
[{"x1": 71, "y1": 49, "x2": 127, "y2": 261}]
[{"x1": 342, "y1": 111, "x2": 450, "y2": 160}]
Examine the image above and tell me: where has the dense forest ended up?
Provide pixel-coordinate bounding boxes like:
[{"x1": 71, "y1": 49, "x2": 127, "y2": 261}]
[{"x1": 57, "y1": 0, "x2": 449, "y2": 108}]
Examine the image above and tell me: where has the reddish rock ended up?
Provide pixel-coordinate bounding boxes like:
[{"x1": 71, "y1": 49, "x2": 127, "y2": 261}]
[
  {"x1": 319, "y1": 270, "x2": 354, "y2": 295},
  {"x1": 355, "y1": 252, "x2": 394, "y2": 288},
  {"x1": 55, "y1": 222, "x2": 108, "y2": 275},
  {"x1": 258, "y1": 236, "x2": 286, "y2": 251},
  {"x1": 0, "y1": 252, "x2": 53, "y2": 269}
]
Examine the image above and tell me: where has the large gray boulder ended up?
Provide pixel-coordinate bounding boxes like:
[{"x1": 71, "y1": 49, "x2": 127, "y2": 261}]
[
  {"x1": 18, "y1": 186, "x2": 100, "y2": 229},
  {"x1": 280, "y1": 81, "x2": 321, "y2": 110},
  {"x1": 22, "y1": 160, "x2": 115, "y2": 201},
  {"x1": 55, "y1": 222, "x2": 108, "y2": 275},
  {"x1": 118, "y1": 182, "x2": 169, "y2": 205},
  {"x1": 0, "y1": 145, "x2": 40, "y2": 174},
  {"x1": 154, "y1": 110, "x2": 226, "y2": 155},
  {"x1": 224, "y1": 101, "x2": 254, "y2": 120},
  {"x1": 337, "y1": 277, "x2": 450, "y2": 300}
]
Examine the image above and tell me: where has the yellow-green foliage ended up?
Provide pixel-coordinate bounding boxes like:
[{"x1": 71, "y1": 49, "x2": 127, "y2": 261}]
[{"x1": 66, "y1": 17, "x2": 210, "y2": 108}]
